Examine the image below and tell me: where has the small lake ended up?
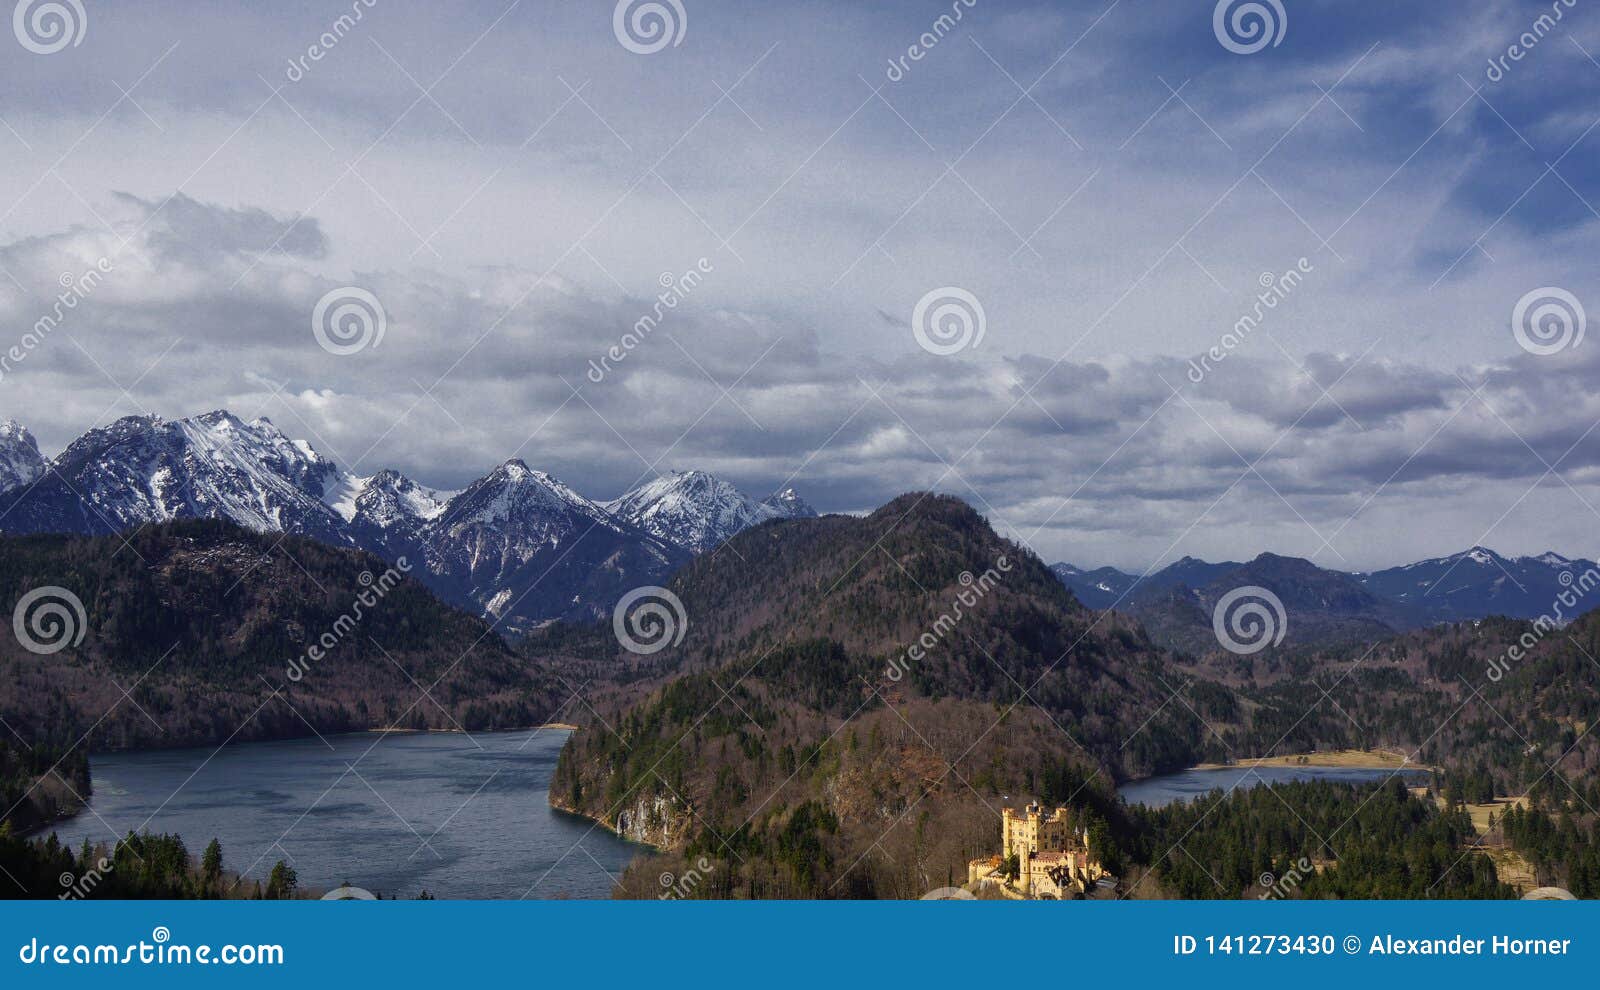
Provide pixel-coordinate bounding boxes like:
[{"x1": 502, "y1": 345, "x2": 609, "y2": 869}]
[
  {"x1": 1118, "y1": 764, "x2": 1434, "y2": 808},
  {"x1": 52, "y1": 729, "x2": 643, "y2": 900}
]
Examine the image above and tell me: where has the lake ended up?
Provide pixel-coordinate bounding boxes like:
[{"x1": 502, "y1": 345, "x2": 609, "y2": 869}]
[
  {"x1": 1117, "y1": 764, "x2": 1434, "y2": 808},
  {"x1": 52, "y1": 728, "x2": 644, "y2": 900}
]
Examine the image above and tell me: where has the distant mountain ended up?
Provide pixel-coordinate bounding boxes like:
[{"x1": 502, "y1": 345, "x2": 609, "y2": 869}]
[
  {"x1": 0, "y1": 412, "x2": 812, "y2": 631},
  {"x1": 1051, "y1": 556, "x2": 1241, "y2": 610},
  {"x1": 604, "y1": 470, "x2": 789, "y2": 554},
  {"x1": 1053, "y1": 542, "x2": 1600, "y2": 655},
  {"x1": 1356, "y1": 546, "x2": 1600, "y2": 624}
]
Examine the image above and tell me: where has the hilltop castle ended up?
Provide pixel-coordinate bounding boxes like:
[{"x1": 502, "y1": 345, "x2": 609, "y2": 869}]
[{"x1": 969, "y1": 802, "x2": 1104, "y2": 899}]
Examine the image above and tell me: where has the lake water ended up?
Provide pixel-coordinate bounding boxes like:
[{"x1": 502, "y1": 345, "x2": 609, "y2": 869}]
[
  {"x1": 1117, "y1": 764, "x2": 1433, "y2": 808},
  {"x1": 52, "y1": 729, "x2": 644, "y2": 900}
]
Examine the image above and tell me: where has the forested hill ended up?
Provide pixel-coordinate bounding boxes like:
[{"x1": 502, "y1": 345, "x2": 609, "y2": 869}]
[
  {"x1": 552, "y1": 494, "x2": 1241, "y2": 897},
  {"x1": 0, "y1": 520, "x2": 567, "y2": 829}
]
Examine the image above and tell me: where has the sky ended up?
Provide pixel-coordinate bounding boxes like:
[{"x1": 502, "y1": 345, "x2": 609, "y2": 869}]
[{"x1": 1, "y1": 0, "x2": 1599, "y2": 572}]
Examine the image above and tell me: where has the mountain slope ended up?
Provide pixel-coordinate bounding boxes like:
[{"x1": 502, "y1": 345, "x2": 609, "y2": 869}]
[
  {"x1": 0, "y1": 519, "x2": 566, "y2": 762},
  {"x1": 551, "y1": 494, "x2": 1237, "y2": 897}
]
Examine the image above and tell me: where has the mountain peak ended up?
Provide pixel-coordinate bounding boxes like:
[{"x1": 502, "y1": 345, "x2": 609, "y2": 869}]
[
  {"x1": 606, "y1": 470, "x2": 785, "y2": 553},
  {"x1": 761, "y1": 486, "x2": 817, "y2": 519},
  {"x1": 0, "y1": 418, "x2": 45, "y2": 491}
]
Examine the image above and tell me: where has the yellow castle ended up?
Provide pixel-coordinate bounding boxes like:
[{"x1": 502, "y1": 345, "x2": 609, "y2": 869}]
[{"x1": 970, "y1": 801, "x2": 1103, "y2": 899}]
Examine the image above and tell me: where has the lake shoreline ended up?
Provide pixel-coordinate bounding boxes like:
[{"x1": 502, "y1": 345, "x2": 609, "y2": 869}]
[{"x1": 1188, "y1": 748, "x2": 1439, "y2": 774}]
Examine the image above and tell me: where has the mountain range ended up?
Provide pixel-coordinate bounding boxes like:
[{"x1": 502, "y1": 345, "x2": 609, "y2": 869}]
[
  {"x1": 0, "y1": 411, "x2": 814, "y2": 633},
  {"x1": 1053, "y1": 545, "x2": 1600, "y2": 654}
]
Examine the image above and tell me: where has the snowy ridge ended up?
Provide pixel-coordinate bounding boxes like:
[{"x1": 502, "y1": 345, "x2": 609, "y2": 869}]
[
  {"x1": 0, "y1": 411, "x2": 815, "y2": 629},
  {"x1": 604, "y1": 470, "x2": 785, "y2": 554}
]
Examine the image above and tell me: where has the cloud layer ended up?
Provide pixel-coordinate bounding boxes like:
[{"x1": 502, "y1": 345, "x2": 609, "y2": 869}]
[{"x1": 0, "y1": 0, "x2": 1598, "y2": 571}]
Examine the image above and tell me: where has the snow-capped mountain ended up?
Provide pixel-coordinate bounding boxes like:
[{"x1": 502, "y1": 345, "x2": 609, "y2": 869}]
[
  {"x1": 420, "y1": 461, "x2": 686, "y2": 627},
  {"x1": 761, "y1": 487, "x2": 818, "y2": 519},
  {"x1": 605, "y1": 470, "x2": 791, "y2": 554},
  {"x1": 0, "y1": 412, "x2": 349, "y2": 544},
  {"x1": 0, "y1": 420, "x2": 44, "y2": 491},
  {"x1": 1356, "y1": 546, "x2": 1600, "y2": 622},
  {"x1": 0, "y1": 412, "x2": 810, "y2": 631},
  {"x1": 332, "y1": 469, "x2": 455, "y2": 560}
]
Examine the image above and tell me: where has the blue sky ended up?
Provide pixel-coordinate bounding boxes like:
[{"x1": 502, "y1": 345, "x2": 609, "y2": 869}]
[{"x1": 1, "y1": 0, "x2": 1599, "y2": 571}]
